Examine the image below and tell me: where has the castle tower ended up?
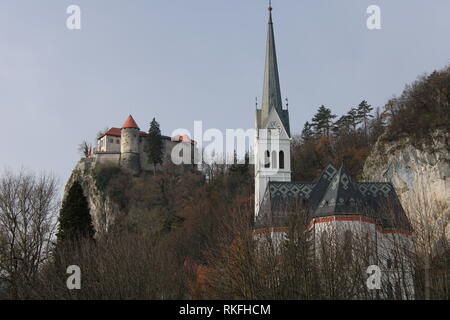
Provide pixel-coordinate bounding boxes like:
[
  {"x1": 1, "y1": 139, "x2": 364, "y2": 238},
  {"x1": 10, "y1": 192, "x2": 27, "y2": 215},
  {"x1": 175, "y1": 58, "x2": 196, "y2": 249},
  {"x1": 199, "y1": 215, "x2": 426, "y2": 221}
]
[
  {"x1": 255, "y1": 4, "x2": 292, "y2": 217},
  {"x1": 120, "y1": 115, "x2": 141, "y2": 174}
]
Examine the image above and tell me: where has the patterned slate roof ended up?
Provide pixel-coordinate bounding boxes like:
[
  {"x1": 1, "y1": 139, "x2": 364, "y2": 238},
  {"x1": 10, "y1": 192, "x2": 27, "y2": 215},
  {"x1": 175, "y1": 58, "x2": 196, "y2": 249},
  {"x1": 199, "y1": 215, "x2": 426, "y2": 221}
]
[
  {"x1": 315, "y1": 165, "x2": 364, "y2": 215},
  {"x1": 257, "y1": 163, "x2": 411, "y2": 231},
  {"x1": 268, "y1": 182, "x2": 315, "y2": 200}
]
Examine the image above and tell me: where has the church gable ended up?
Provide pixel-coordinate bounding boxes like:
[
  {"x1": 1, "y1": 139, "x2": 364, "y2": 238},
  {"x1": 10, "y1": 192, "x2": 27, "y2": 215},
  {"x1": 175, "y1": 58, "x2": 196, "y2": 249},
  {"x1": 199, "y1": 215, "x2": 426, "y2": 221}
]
[
  {"x1": 315, "y1": 165, "x2": 364, "y2": 215},
  {"x1": 260, "y1": 106, "x2": 290, "y2": 140}
]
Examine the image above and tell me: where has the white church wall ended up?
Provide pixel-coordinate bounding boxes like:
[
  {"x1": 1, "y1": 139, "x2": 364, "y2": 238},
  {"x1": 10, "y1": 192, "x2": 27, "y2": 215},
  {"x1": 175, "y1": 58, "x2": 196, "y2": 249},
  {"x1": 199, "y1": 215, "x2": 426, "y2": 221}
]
[{"x1": 376, "y1": 230, "x2": 415, "y2": 299}]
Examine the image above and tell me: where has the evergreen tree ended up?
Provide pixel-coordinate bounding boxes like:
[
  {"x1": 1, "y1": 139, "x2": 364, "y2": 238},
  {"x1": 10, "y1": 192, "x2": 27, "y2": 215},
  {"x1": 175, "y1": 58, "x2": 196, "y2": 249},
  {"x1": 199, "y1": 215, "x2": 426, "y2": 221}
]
[
  {"x1": 301, "y1": 121, "x2": 314, "y2": 141},
  {"x1": 332, "y1": 115, "x2": 352, "y2": 135},
  {"x1": 311, "y1": 105, "x2": 336, "y2": 137},
  {"x1": 57, "y1": 181, "x2": 94, "y2": 242},
  {"x1": 145, "y1": 118, "x2": 163, "y2": 175},
  {"x1": 357, "y1": 100, "x2": 374, "y2": 136},
  {"x1": 347, "y1": 107, "x2": 363, "y2": 131}
]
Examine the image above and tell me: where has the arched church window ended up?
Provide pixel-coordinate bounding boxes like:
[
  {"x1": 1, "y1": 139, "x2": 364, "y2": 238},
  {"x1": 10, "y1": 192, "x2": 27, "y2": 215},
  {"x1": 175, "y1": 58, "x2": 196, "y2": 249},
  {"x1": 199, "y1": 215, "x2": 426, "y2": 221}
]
[
  {"x1": 264, "y1": 150, "x2": 270, "y2": 168},
  {"x1": 272, "y1": 151, "x2": 278, "y2": 168},
  {"x1": 279, "y1": 151, "x2": 285, "y2": 169}
]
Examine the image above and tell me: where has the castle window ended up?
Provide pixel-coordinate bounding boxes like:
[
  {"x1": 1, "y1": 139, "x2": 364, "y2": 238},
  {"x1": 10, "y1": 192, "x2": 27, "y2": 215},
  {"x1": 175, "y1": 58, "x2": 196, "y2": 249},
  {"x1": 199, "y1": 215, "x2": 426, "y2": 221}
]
[
  {"x1": 116, "y1": 139, "x2": 120, "y2": 144},
  {"x1": 109, "y1": 138, "x2": 113, "y2": 143},
  {"x1": 279, "y1": 151, "x2": 285, "y2": 169},
  {"x1": 264, "y1": 150, "x2": 270, "y2": 168},
  {"x1": 272, "y1": 151, "x2": 278, "y2": 169}
]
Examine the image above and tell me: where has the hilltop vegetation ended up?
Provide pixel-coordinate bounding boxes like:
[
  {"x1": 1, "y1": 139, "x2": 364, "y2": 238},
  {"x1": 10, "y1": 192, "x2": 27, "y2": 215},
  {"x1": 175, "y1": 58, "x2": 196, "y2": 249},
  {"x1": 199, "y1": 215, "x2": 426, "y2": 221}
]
[{"x1": 291, "y1": 66, "x2": 450, "y2": 181}]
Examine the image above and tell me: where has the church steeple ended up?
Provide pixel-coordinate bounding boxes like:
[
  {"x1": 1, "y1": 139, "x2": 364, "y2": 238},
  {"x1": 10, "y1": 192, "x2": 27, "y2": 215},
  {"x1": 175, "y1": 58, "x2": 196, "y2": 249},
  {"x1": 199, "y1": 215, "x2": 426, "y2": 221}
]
[
  {"x1": 254, "y1": 3, "x2": 292, "y2": 217},
  {"x1": 258, "y1": 3, "x2": 290, "y2": 137}
]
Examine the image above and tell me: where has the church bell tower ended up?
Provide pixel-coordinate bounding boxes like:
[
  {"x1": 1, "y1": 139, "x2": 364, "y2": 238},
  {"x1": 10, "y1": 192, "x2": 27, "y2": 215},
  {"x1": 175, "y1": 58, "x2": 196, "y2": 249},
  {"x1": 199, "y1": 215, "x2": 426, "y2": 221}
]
[{"x1": 255, "y1": 4, "x2": 292, "y2": 217}]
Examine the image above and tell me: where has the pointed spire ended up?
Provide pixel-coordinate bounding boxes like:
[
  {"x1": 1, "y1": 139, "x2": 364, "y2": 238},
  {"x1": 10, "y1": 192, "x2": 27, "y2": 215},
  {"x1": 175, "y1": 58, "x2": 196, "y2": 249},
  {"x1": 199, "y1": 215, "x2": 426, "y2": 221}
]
[
  {"x1": 261, "y1": 3, "x2": 282, "y2": 119},
  {"x1": 121, "y1": 115, "x2": 140, "y2": 130},
  {"x1": 257, "y1": 3, "x2": 291, "y2": 137}
]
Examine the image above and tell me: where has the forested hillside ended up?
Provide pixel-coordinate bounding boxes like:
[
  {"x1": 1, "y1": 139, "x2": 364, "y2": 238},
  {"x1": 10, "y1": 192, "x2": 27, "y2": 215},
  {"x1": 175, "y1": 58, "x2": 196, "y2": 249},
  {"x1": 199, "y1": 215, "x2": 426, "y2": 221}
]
[{"x1": 1, "y1": 66, "x2": 448, "y2": 300}]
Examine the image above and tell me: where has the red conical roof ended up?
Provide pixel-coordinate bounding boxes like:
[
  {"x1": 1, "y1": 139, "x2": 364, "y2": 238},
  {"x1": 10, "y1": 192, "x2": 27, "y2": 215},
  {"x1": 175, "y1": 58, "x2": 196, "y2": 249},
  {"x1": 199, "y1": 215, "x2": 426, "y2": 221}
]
[{"x1": 121, "y1": 115, "x2": 140, "y2": 130}]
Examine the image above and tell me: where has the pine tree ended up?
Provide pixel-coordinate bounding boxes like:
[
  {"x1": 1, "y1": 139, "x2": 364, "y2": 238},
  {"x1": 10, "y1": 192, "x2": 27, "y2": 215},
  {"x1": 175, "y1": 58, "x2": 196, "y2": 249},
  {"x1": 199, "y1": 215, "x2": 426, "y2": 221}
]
[
  {"x1": 332, "y1": 115, "x2": 352, "y2": 135},
  {"x1": 301, "y1": 121, "x2": 314, "y2": 141},
  {"x1": 357, "y1": 100, "x2": 374, "y2": 136},
  {"x1": 57, "y1": 181, "x2": 94, "y2": 243},
  {"x1": 347, "y1": 107, "x2": 363, "y2": 131},
  {"x1": 145, "y1": 118, "x2": 163, "y2": 175},
  {"x1": 311, "y1": 105, "x2": 336, "y2": 137}
]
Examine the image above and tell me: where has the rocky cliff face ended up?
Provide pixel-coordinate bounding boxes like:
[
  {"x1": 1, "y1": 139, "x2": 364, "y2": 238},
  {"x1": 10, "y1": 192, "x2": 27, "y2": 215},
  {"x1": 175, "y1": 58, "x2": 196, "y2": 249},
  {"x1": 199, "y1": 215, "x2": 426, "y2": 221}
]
[
  {"x1": 363, "y1": 130, "x2": 450, "y2": 237},
  {"x1": 63, "y1": 159, "x2": 122, "y2": 235}
]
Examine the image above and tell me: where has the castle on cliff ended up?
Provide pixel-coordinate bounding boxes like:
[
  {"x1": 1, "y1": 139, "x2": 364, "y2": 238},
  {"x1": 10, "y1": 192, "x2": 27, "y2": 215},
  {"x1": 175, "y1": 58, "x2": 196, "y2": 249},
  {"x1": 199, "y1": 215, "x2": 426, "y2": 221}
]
[{"x1": 93, "y1": 115, "x2": 195, "y2": 174}]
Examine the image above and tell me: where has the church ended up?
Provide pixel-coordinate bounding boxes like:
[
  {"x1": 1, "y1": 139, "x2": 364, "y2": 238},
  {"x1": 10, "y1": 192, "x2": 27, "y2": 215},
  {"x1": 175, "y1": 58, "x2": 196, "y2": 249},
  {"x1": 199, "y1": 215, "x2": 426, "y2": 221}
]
[{"x1": 253, "y1": 5, "x2": 415, "y2": 298}]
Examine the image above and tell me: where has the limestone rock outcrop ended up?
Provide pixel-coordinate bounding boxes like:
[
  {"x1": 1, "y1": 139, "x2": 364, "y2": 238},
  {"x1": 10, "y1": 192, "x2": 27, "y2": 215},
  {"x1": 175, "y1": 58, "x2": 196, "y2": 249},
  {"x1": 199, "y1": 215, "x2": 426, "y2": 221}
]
[
  {"x1": 63, "y1": 159, "x2": 122, "y2": 235},
  {"x1": 363, "y1": 130, "x2": 450, "y2": 239}
]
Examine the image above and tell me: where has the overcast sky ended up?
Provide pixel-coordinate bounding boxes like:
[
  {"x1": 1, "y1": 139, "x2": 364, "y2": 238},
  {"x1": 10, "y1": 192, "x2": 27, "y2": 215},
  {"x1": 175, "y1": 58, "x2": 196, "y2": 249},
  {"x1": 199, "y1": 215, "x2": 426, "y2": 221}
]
[{"x1": 1, "y1": 0, "x2": 449, "y2": 185}]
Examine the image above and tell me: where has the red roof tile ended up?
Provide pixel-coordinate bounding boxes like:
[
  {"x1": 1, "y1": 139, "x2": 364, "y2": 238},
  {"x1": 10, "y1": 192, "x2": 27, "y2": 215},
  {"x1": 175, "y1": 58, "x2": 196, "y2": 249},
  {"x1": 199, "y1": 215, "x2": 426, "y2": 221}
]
[
  {"x1": 100, "y1": 127, "x2": 147, "y2": 139},
  {"x1": 121, "y1": 115, "x2": 140, "y2": 129},
  {"x1": 103, "y1": 128, "x2": 121, "y2": 137}
]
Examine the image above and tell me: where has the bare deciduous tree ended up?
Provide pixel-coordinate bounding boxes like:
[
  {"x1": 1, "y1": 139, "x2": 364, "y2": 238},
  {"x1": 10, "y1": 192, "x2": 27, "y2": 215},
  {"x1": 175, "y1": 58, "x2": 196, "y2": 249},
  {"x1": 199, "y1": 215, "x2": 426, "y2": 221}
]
[
  {"x1": 405, "y1": 187, "x2": 449, "y2": 299},
  {"x1": 0, "y1": 169, "x2": 59, "y2": 299}
]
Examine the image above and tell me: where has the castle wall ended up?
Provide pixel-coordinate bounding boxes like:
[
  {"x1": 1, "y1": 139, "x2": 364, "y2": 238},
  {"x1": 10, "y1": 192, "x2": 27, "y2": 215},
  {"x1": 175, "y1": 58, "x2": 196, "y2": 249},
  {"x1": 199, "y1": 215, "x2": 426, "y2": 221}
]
[
  {"x1": 121, "y1": 153, "x2": 141, "y2": 175},
  {"x1": 139, "y1": 138, "x2": 195, "y2": 174},
  {"x1": 120, "y1": 128, "x2": 140, "y2": 174},
  {"x1": 94, "y1": 152, "x2": 120, "y2": 166},
  {"x1": 121, "y1": 128, "x2": 139, "y2": 154}
]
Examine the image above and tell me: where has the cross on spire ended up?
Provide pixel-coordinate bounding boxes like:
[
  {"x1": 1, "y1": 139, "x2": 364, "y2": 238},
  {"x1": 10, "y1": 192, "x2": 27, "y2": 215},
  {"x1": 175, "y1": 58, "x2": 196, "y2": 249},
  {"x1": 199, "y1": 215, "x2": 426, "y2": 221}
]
[{"x1": 268, "y1": 0, "x2": 273, "y2": 23}]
